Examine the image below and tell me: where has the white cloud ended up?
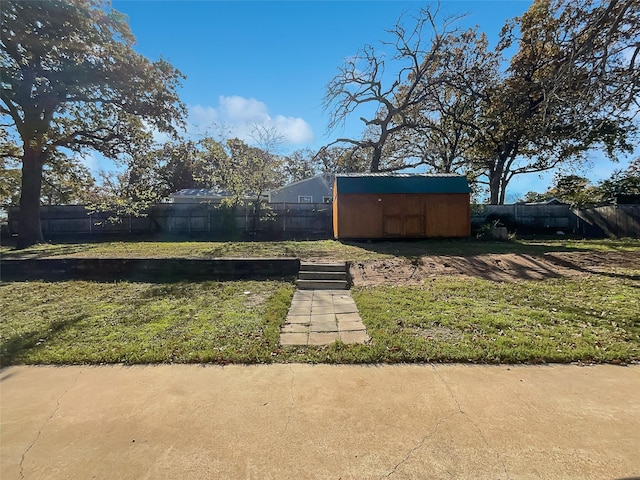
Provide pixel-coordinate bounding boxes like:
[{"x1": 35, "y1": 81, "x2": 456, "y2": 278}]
[
  {"x1": 273, "y1": 115, "x2": 315, "y2": 144},
  {"x1": 186, "y1": 96, "x2": 315, "y2": 146},
  {"x1": 218, "y1": 96, "x2": 269, "y2": 123}
]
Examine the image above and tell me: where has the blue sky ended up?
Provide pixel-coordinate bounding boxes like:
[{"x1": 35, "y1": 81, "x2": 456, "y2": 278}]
[{"x1": 99, "y1": 0, "x2": 635, "y2": 201}]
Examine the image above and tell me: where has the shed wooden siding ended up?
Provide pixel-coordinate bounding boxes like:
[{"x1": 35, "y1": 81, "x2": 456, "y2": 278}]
[
  {"x1": 334, "y1": 193, "x2": 470, "y2": 238},
  {"x1": 333, "y1": 175, "x2": 471, "y2": 239}
]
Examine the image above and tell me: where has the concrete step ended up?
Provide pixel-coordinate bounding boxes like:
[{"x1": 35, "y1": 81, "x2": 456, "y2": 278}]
[
  {"x1": 300, "y1": 262, "x2": 346, "y2": 273},
  {"x1": 298, "y1": 271, "x2": 347, "y2": 281},
  {"x1": 295, "y1": 279, "x2": 349, "y2": 290}
]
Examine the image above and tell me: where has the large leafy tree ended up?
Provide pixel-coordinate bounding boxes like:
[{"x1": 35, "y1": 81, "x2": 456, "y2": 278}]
[
  {"x1": 0, "y1": 128, "x2": 22, "y2": 205},
  {"x1": 470, "y1": 0, "x2": 639, "y2": 203},
  {"x1": 1, "y1": 134, "x2": 99, "y2": 206},
  {"x1": 157, "y1": 140, "x2": 207, "y2": 194},
  {"x1": 389, "y1": 28, "x2": 498, "y2": 188},
  {"x1": 199, "y1": 137, "x2": 284, "y2": 206},
  {"x1": 283, "y1": 148, "x2": 323, "y2": 183},
  {"x1": 314, "y1": 144, "x2": 370, "y2": 174},
  {"x1": 40, "y1": 153, "x2": 98, "y2": 205},
  {"x1": 1, "y1": 0, "x2": 185, "y2": 247},
  {"x1": 598, "y1": 158, "x2": 640, "y2": 200},
  {"x1": 122, "y1": 139, "x2": 208, "y2": 199}
]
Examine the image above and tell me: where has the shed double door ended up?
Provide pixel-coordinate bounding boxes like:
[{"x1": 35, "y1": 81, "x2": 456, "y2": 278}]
[{"x1": 382, "y1": 196, "x2": 425, "y2": 236}]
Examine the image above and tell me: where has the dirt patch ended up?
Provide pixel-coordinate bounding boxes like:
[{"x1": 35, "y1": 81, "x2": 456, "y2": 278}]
[
  {"x1": 243, "y1": 291, "x2": 267, "y2": 308},
  {"x1": 409, "y1": 326, "x2": 464, "y2": 342},
  {"x1": 543, "y1": 251, "x2": 640, "y2": 274},
  {"x1": 350, "y1": 251, "x2": 640, "y2": 285}
]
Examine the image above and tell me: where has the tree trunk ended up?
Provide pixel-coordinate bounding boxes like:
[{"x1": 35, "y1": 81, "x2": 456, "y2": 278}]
[
  {"x1": 370, "y1": 128, "x2": 389, "y2": 173},
  {"x1": 16, "y1": 147, "x2": 45, "y2": 248},
  {"x1": 488, "y1": 154, "x2": 510, "y2": 205},
  {"x1": 499, "y1": 182, "x2": 507, "y2": 205},
  {"x1": 488, "y1": 171, "x2": 501, "y2": 205},
  {"x1": 370, "y1": 146, "x2": 382, "y2": 172}
]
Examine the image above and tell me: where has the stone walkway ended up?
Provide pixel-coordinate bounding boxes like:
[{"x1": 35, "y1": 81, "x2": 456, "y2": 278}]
[{"x1": 280, "y1": 289, "x2": 370, "y2": 346}]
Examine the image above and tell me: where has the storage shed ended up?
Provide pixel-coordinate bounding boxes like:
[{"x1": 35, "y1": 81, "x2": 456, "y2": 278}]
[{"x1": 333, "y1": 173, "x2": 471, "y2": 239}]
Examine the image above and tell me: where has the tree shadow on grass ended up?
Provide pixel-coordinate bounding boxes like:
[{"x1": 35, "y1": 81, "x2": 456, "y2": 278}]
[
  {"x1": 0, "y1": 314, "x2": 88, "y2": 366},
  {"x1": 1, "y1": 243, "x2": 95, "y2": 259},
  {"x1": 340, "y1": 238, "x2": 586, "y2": 259},
  {"x1": 544, "y1": 253, "x2": 640, "y2": 282}
]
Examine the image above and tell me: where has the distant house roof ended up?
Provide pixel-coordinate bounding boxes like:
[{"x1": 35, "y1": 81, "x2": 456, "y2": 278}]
[
  {"x1": 167, "y1": 189, "x2": 261, "y2": 203},
  {"x1": 169, "y1": 189, "x2": 228, "y2": 198},
  {"x1": 334, "y1": 173, "x2": 471, "y2": 194},
  {"x1": 541, "y1": 198, "x2": 565, "y2": 205},
  {"x1": 269, "y1": 173, "x2": 335, "y2": 192},
  {"x1": 520, "y1": 197, "x2": 566, "y2": 205},
  {"x1": 267, "y1": 173, "x2": 335, "y2": 203}
]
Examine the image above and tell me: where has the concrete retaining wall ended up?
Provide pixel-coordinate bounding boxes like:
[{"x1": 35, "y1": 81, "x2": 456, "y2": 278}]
[{"x1": 0, "y1": 258, "x2": 301, "y2": 282}]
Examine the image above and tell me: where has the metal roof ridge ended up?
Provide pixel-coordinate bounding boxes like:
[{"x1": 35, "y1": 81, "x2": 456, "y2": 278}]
[
  {"x1": 267, "y1": 173, "x2": 330, "y2": 192},
  {"x1": 335, "y1": 172, "x2": 466, "y2": 177}
]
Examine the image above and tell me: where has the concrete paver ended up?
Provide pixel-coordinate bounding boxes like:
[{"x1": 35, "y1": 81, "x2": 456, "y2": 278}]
[
  {"x1": 1, "y1": 364, "x2": 638, "y2": 479},
  {"x1": 308, "y1": 332, "x2": 340, "y2": 345},
  {"x1": 310, "y1": 306, "x2": 334, "y2": 315},
  {"x1": 309, "y1": 321, "x2": 338, "y2": 333},
  {"x1": 281, "y1": 323, "x2": 309, "y2": 333},
  {"x1": 280, "y1": 290, "x2": 370, "y2": 345},
  {"x1": 338, "y1": 319, "x2": 368, "y2": 331},
  {"x1": 285, "y1": 315, "x2": 310, "y2": 325},
  {"x1": 309, "y1": 313, "x2": 335, "y2": 323},
  {"x1": 336, "y1": 312, "x2": 361, "y2": 322},
  {"x1": 334, "y1": 304, "x2": 358, "y2": 314},
  {"x1": 279, "y1": 333, "x2": 308, "y2": 346}
]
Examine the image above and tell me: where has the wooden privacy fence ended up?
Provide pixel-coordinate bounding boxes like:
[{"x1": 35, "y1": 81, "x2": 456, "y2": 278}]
[
  {"x1": 6, "y1": 203, "x2": 333, "y2": 239},
  {"x1": 471, "y1": 204, "x2": 573, "y2": 231},
  {"x1": 571, "y1": 205, "x2": 640, "y2": 238},
  {"x1": 5, "y1": 202, "x2": 640, "y2": 239},
  {"x1": 471, "y1": 204, "x2": 640, "y2": 237}
]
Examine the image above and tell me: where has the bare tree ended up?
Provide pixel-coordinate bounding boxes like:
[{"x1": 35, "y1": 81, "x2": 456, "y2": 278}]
[
  {"x1": 322, "y1": 6, "x2": 466, "y2": 172},
  {"x1": 389, "y1": 28, "x2": 498, "y2": 184}
]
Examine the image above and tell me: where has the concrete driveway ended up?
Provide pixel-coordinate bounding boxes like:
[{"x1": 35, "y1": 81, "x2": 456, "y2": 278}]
[{"x1": 1, "y1": 364, "x2": 638, "y2": 479}]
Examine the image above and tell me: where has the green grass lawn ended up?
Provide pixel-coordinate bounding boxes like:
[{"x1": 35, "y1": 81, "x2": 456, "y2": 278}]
[
  {"x1": 1, "y1": 280, "x2": 294, "y2": 365},
  {"x1": 2, "y1": 274, "x2": 638, "y2": 366},
  {"x1": 351, "y1": 276, "x2": 639, "y2": 364},
  {"x1": 2, "y1": 238, "x2": 638, "y2": 366},
  {"x1": 2, "y1": 237, "x2": 640, "y2": 260}
]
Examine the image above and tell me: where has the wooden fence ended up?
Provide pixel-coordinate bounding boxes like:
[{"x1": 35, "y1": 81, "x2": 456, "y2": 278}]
[
  {"x1": 571, "y1": 205, "x2": 640, "y2": 238},
  {"x1": 471, "y1": 204, "x2": 572, "y2": 231},
  {"x1": 471, "y1": 204, "x2": 640, "y2": 237},
  {"x1": 5, "y1": 203, "x2": 333, "y2": 240},
  {"x1": 4, "y1": 202, "x2": 639, "y2": 240}
]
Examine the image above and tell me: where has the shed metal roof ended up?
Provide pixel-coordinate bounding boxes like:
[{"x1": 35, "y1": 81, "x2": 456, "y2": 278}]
[{"x1": 334, "y1": 173, "x2": 471, "y2": 194}]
